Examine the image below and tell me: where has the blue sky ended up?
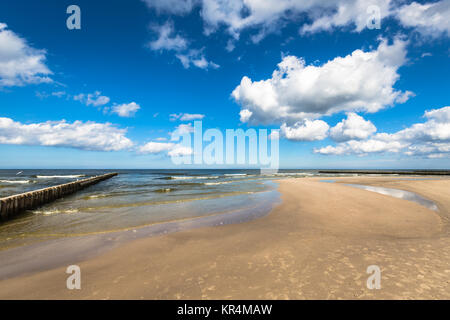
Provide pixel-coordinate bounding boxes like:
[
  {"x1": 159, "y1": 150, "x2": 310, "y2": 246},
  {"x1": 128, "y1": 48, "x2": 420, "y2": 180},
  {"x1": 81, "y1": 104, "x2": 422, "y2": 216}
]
[{"x1": 0, "y1": 0, "x2": 449, "y2": 169}]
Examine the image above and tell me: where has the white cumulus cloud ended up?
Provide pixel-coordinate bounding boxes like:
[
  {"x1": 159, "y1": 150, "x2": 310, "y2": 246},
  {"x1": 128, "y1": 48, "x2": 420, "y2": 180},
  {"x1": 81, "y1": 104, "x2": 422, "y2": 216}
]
[
  {"x1": 315, "y1": 136, "x2": 407, "y2": 155},
  {"x1": 0, "y1": 117, "x2": 133, "y2": 151},
  {"x1": 330, "y1": 113, "x2": 377, "y2": 142},
  {"x1": 0, "y1": 23, "x2": 52, "y2": 87},
  {"x1": 175, "y1": 123, "x2": 195, "y2": 133},
  {"x1": 74, "y1": 91, "x2": 110, "y2": 107},
  {"x1": 396, "y1": 0, "x2": 450, "y2": 37},
  {"x1": 315, "y1": 106, "x2": 450, "y2": 158},
  {"x1": 139, "y1": 141, "x2": 175, "y2": 154},
  {"x1": 168, "y1": 145, "x2": 193, "y2": 156},
  {"x1": 239, "y1": 109, "x2": 253, "y2": 123},
  {"x1": 280, "y1": 120, "x2": 329, "y2": 141},
  {"x1": 139, "y1": 141, "x2": 193, "y2": 156},
  {"x1": 112, "y1": 102, "x2": 141, "y2": 117},
  {"x1": 232, "y1": 37, "x2": 411, "y2": 125}
]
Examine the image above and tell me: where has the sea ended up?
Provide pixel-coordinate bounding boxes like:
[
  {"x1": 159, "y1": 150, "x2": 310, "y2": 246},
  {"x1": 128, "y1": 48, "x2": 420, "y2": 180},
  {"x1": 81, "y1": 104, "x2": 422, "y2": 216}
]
[{"x1": 0, "y1": 169, "x2": 367, "y2": 250}]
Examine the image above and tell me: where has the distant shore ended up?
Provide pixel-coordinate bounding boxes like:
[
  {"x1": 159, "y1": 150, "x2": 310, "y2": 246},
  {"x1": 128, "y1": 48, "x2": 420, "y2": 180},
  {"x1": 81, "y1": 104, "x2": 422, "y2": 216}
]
[
  {"x1": 318, "y1": 170, "x2": 450, "y2": 175},
  {"x1": 0, "y1": 176, "x2": 449, "y2": 299}
]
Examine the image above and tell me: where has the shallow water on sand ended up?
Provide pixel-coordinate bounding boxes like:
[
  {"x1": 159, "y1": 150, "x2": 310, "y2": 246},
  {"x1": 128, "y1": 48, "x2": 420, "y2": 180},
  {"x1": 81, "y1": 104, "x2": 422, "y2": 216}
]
[
  {"x1": 345, "y1": 184, "x2": 439, "y2": 211},
  {"x1": 0, "y1": 169, "x2": 326, "y2": 250},
  {"x1": 2, "y1": 169, "x2": 440, "y2": 250}
]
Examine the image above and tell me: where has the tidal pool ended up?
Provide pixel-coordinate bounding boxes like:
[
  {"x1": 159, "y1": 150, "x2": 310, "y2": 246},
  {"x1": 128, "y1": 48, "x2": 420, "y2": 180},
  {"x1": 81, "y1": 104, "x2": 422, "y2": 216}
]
[{"x1": 345, "y1": 184, "x2": 438, "y2": 211}]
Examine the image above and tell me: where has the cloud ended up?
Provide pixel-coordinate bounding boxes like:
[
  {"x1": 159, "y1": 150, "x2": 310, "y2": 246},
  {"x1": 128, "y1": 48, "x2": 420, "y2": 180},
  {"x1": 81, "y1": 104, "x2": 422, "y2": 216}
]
[
  {"x1": 56, "y1": 90, "x2": 140, "y2": 117},
  {"x1": 139, "y1": 141, "x2": 175, "y2": 154},
  {"x1": 147, "y1": 21, "x2": 218, "y2": 70},
  {"x1": 51, "y1": 91, "x2": 66, "y2": 98},
  {"x1": 139, "y1": 122, "x2": 196, "y2": 156},
  {"x1": 239, "y1": 109, "x2": 252, "y2": 123},
  {"x1": 300, "y1": 0, "x2": 391, "y2": 34},
  {"x1": 232, "y1": 37, "x2": 411, "y2": 125},
  {"x1": 74, "y1": 91, "x2": 110, "y2": 107},
  {"x1": 143, "y1": 1, "x2": 450, "y2": 42},
  {"x1": 395, "y1": 0, "x2": 450, "y2": 37},
  {"x1": 175, "y1": 123, "x2": 195, "y2": 133},
  {"x1": 0, "y1": 117, "x2": 133, "y2": 151},
  {"x1": 180, "y1": 113, "x2": 205, "y2": 121},
  {"x1": 0, "y1": 23, "x2": 52, "y2": 87},
  {"x1": 315, "y1": 136, "x2": 407, "y2": 155},
  {"x1": 394, "y1": 106, "x2": 450, "y2": 142},
  {"x1": 225, "y1": 39, "x2": 235, "y2": 52},
  {"x1": 280, "y1": 120, "x2": 329, "y2": 141},
  {"x1": 141, "y1": 0, "x2": 196, "y2": 15},
  {"x1": 176, "y1": 49, "x2": 220, "y2": 69},
  {"x1": 36, "y1": 91, "x2": 67, "y2": 99},
  {"x1": 315, "y1": 106, "x2": 450, "y2": 158},
  {"x1": 168, "y1": 145, "x2": 193, "y2": 156},
  {"x1": 143, "y1": 0, "x2": 393, "y2": 40},
  {"x1": 330, "y1": 113, "x2": 377, "y2": 142},
  {"x1": 139, "y1": 141, "x2": 193, "y2": 156},
  {"x1": 111, "y1": 102, "x2": 141, "y2": 117},
  {"x1": 170, "y1": 113, "x2": 205, "y2": 121},
  {"x1": 268, "y1": 130, "x2": 280, "y2": 141},
  {"x1": 148, "y1": 21, "x2": 188, "y2": 51}
]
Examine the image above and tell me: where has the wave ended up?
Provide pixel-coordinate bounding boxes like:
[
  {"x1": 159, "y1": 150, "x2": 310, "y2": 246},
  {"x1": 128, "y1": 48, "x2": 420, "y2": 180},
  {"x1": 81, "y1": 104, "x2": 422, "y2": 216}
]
[
  {"x1": 81, "y1": 190, "x2": 150, "y2": 200},
  {"x1": 32, "y1": 208, "x2": 79, "y2": 215},
  {"x1": 224, "y1": 173, "x2": 247, "y2": 177},
  {"x1": 35, "y1": 175, "x2": 86, "y2": 179},
  {"x1": 154, "y1": 188, "x2": 176, "y2": 193},
  {"x1": 83, "y1": 194, "x2": 109, "y2": 199},
  {"x1": 268, "y1": 172, "x2": 315, "y2": 177},
  {"x1": 204, "y1": 181, "x2": 233, "y2": 186},
  {"x1": 161, "y1": 175, "x2": 219, "y2": 180},
  {"x1": 0, "y1": 179, "x2": 32, "y2": 184}
]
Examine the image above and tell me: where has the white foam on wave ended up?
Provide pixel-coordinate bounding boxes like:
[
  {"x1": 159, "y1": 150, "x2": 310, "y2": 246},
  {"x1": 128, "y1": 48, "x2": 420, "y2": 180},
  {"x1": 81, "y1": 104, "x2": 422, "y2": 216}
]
[
  {"x1": 0, "y1": 179, "x2": 32, "y2": 184},
  {"x1": 33, "y1": 208, "x2": 79, "y2": 215},
  {"x1": 170, "y1": 176, "x2": 219, "y2": 180},
  {"x1": 36, "y1": 175, "x2": 85, "y2": 179},
  {"x1": 86, "y1": 194, "x2": 106, "y2": 199},
  {"x1": 270, "y1": 172, "x2": 315, "y2": 177},
  {"x1": 204, "y1": 181, "x2": 233, "y2": 186}
]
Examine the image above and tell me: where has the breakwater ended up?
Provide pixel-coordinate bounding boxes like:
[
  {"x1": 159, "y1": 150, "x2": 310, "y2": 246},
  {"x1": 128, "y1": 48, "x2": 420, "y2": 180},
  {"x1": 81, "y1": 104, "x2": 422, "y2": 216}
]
[
  {"x1": 319, "y1": 170, "x2": 450, "y2": 176},
  {"x1": 0, "y1": 173, "x2": 118, "y2": 221}
]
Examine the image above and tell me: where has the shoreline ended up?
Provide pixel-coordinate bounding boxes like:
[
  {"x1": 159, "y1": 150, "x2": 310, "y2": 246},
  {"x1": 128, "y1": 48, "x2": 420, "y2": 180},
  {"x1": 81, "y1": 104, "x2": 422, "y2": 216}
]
[
  {"x1": 0, "y1": 184, "x2": 280, "y2": 280},
  {"x1": 0, "y1": 176, "x2": 449, "y2": 299},
  {"x1": 318, "y1": 170, "x2": 450, "y2": 176}
]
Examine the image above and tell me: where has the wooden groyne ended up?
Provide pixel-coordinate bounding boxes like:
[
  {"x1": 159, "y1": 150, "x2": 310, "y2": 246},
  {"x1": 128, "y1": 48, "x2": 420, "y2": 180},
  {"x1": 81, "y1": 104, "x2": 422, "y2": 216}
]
[
  {"x1": 0, "y1": 173, "x2": 118, "y2": 221},
  {"x1": 318, "y1": 170, "x2": 450, "y2": 176}
]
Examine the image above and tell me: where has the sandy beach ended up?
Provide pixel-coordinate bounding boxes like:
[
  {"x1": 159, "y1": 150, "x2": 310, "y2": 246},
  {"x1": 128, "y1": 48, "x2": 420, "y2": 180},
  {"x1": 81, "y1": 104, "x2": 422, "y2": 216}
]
[{"x1": 0, "y1": 176, "x2": 449, "y2": 299}]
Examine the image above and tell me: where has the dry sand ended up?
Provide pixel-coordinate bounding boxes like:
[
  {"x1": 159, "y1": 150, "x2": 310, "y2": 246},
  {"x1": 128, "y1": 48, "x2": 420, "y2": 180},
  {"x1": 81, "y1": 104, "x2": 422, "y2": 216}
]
[{"x1": 0, "y1": 176, "x2": 449, "y2": 299}]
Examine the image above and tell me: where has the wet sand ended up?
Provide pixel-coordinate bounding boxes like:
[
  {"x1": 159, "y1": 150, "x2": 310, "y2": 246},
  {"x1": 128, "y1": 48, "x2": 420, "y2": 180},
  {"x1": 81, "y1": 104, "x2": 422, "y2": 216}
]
[{"x1": 0, "y1": 176, "x2": 449, "y2": 299}]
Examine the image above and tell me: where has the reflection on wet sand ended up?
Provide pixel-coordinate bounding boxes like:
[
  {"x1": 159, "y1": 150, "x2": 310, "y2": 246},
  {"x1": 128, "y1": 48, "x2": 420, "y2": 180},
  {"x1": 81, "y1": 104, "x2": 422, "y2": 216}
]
[{"x1": 345, "y1": 184, "x2": 438, "y2": 211}]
